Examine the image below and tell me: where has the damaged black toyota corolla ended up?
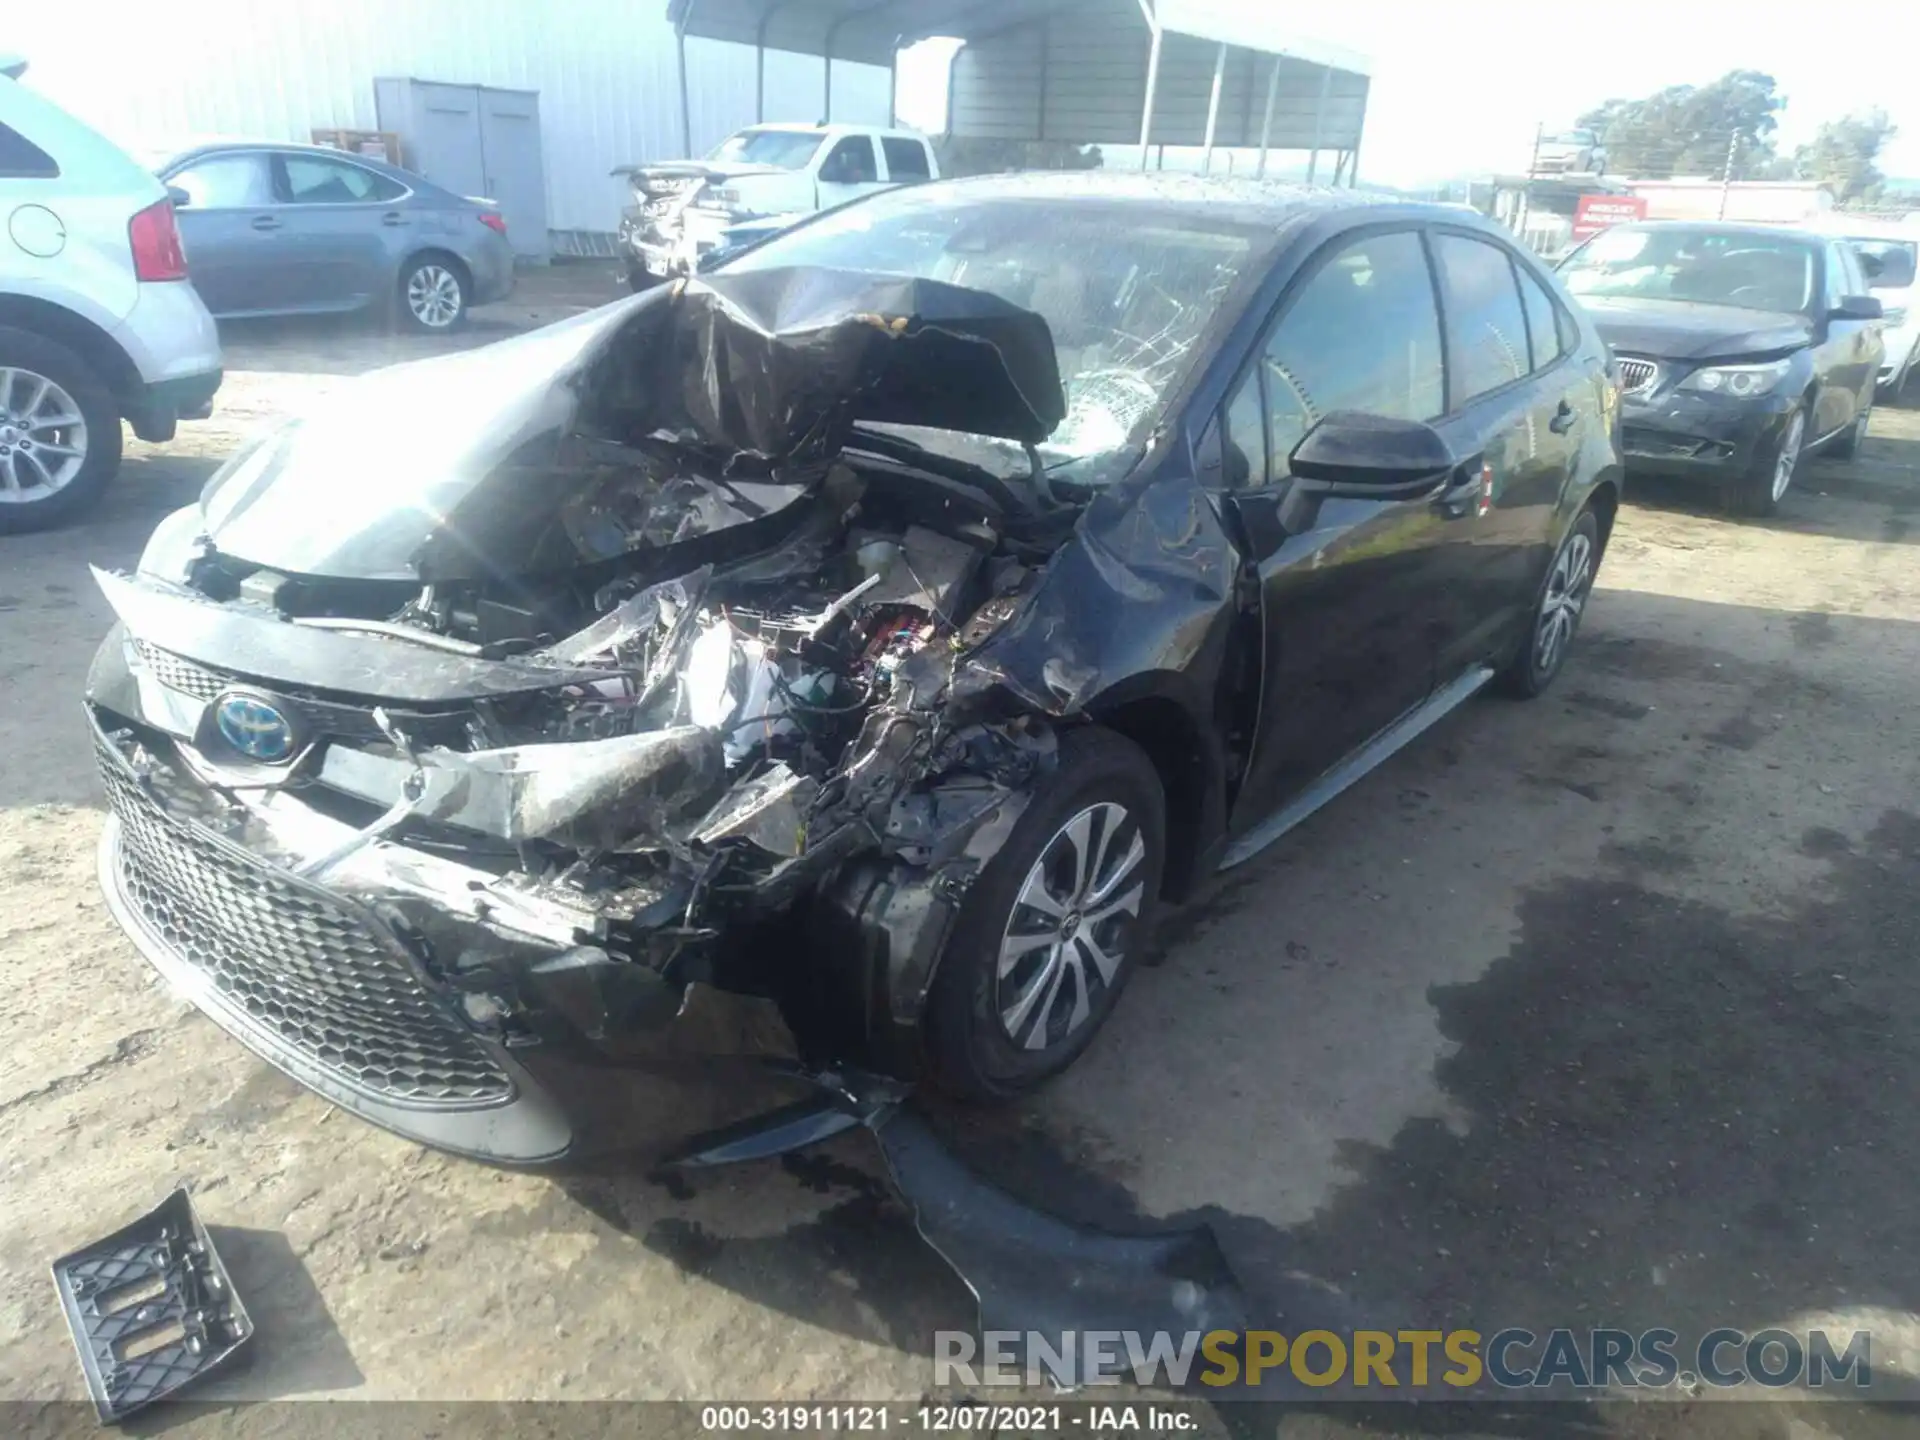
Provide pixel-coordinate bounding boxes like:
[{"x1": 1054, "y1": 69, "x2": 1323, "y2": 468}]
[{"x1": 86, "y1": 174, "x2": 1623, "y2": 1169}]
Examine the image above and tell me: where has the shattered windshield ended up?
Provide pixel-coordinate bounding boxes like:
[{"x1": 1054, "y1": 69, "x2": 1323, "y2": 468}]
[
  {"x1": 718, "y1": 187, "x2": 1261, "y2": 483},
  {"x1": 708, "y1": 129, "x2": 823, "y2": 170},
  {"x1": 1559, "y1": 225, "x2": 1818, "y2": 313}
]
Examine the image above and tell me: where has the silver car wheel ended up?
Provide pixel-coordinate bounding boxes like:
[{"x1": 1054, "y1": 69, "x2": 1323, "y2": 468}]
[
  {"x1": 407, "y1": 265, "x2": 463, "y2": 328},
  {"x1": 0, "y1": 366, "x2": 88, "y2": 504},
  {"x1": 1534, "y1": 528, "x2": 1594, "y2": 676},
  {"x1": 1771, "y1": 410, "x2": 1805, "y2": 503},
  {"x1": 996, "y1": 801, "x2": 1146, "y2": 1051}
]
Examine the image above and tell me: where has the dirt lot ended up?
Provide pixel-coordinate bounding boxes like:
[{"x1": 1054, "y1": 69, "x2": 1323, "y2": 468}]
[{"x1": 4, "y1": 267, "x2": 1920, "y2": 1437}]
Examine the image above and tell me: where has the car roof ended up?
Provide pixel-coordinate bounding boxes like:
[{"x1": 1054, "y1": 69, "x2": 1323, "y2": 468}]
[{"x1": 902, "y1": 170, "x2": 1467, "y2": 230}]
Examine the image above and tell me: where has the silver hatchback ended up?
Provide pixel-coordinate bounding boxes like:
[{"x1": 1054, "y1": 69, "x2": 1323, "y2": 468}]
[{"x1": 157, "y1": 142, "x2": 515, "y2": 331}]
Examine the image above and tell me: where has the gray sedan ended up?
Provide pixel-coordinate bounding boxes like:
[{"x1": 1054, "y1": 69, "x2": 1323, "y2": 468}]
[{"x1": 158, "y1": 143, "x2": 515, "y2": 331}]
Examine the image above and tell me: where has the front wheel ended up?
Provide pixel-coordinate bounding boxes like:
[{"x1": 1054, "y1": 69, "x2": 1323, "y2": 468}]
[
  {"x1": 924, "y1": 727, "x2": 1165, "y2": 1102},
  {"x1": 397, "y1": 256, "x2": 469, "y2": 333},
  {"x1": 1729, "y1": 406, "x2": 1804, "y2": 517},
  {"x1": 1498, "y1": 507, "x2": 1600, "y2": 699},
  {"x1": 0, "y1": 326, "x2": 123, "y2": 533}
]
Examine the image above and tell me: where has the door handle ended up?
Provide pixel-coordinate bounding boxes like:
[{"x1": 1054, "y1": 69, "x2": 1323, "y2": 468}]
[
  {"x1": 1548, "y1": 400, "x2": 1578, "y2": 434},
  {"x1": 381, "y1": 212, "x2": 407, "y2": 227},
  {"x1": 250, "y1": 215, "x2": 281, "y2": 231},
  {"x1": 1434, "y1": 459, "x2": 1490, "y2": 519}
]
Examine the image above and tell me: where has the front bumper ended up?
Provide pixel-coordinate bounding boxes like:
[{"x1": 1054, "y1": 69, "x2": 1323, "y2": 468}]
[
  {"x1": 1618, "y1": 386, "x2": 1794, "y2": 482},
  {"x1": 1878, "y1": 326, "x2": 1918, "y2": 391},
  {"x1": 88, "y1": 688, "x2": 828, "y2": 1166}
]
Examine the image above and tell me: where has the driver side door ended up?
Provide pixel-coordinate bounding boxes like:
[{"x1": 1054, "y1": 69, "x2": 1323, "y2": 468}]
[{"x1": 1215, "y1": 226, "x2": 1455, "y2": 829}]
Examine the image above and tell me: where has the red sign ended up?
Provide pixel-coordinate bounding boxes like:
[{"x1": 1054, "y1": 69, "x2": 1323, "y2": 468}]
[{"x1": 1571, "y1": 194, "x2": 1647, "y2": 241}]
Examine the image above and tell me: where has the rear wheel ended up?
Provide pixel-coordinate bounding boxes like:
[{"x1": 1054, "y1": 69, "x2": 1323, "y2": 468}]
[
  {"x1": 0, "y1": 327, "x2": 123, "y2": 533},
  {"x1": 1498, "y1": 508, "x2": 1599, "y2": 699},
  {"x1": 1729, "y1": 406, "x2": 1804, "y2": 517},
  {"x1": 925, "y1": 728, "x2": 1165, "y2": 1102},
  {"x1": 397, "y1": 255, "x2": 469, "y2": 332}
]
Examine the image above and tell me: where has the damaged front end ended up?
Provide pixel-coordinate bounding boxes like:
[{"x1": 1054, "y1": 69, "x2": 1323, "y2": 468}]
[{"x1": 86, "y1": 268, "x2": 1113, "y2": 1163}]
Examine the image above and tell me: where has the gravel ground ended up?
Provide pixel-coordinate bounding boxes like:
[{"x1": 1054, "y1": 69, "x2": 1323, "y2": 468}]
[{"x1": 3, "y1": 268, "x2": 1919, "y2": 1438}]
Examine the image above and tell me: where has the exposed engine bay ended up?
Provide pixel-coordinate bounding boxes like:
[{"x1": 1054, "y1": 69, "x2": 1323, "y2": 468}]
[{"x1": 85, "y1": 264, "x2": 1205, "y2": 1133}]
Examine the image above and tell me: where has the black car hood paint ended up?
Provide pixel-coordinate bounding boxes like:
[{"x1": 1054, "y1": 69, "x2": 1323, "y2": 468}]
[
  {"x1": 1582, "y1": 297, "x2": 1814, "y2": 363},
  {"x1": 200, "y1": 269, "x2": 1066, "y2": 583}
]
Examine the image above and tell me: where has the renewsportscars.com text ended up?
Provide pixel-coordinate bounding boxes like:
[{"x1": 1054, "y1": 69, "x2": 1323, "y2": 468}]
[{"x1": 934, "y1": 1327, "x2": 1872, "y2": 1395}]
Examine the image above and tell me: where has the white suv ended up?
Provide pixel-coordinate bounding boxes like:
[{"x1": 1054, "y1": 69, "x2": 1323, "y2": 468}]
[{"x1": 1, "y1": 59, "x2": 222, "y2": 531}]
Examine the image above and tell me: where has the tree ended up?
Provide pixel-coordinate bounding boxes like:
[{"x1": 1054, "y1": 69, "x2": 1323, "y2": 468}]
[
  {"x1": 1794, "y1": 111, "x2": 1899, "y2": 203},
  {"x1": 1577, "y1": 70, "x2": 1785, "y2": 180}
]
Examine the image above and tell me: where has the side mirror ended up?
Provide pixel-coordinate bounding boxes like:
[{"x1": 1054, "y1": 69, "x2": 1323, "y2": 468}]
[
  {"x1": 1287, "y1": 412, "x2": 1457, "y2": 500},
  {"x1": 166, "y1": 185, "x2": 191, "y2": 207},
  {"x1": 1833, "y1": 294, "x2": 1884, "y2": 321}
]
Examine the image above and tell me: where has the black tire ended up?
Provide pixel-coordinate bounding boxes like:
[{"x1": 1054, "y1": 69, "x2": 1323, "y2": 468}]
[
  {"x1": 925, "y1": 727, "x2": 1166, "y2": 1102},
  {"x1": 1496, "y1": 507, "x2": 1601, "y2": 699},
  {"x1": 0, "y1": 326, "x2": 123, "y2": 534},
  {"x1": 1728, "y1": 404, "x2": 1806, "y2": 517},
  {"x1": 396, "y1": 254, "x2": 470, "y2": 333},
  {"x1": 1826, "y1": 401, "x2": 1871, "y2": 460}
]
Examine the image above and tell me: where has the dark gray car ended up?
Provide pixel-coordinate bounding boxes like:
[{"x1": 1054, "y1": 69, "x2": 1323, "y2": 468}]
[{"x1": 158, "y1": 143, "x2": 515, "y2": 331}]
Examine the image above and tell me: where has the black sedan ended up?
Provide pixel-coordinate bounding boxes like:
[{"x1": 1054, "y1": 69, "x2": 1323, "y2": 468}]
[
  {"x1": 84, "y1": 174, "x2": 1623, "y2": 1170},
  {"x1": 1558, "y1": 221, "x2": 1884, "y2": 516}
]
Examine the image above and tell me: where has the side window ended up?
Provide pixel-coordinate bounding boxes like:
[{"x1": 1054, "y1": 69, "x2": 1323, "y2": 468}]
[
  {"x1": 278, "y1": 154, "x2": 406, "y2": 204},
  {"x1": 1514, "y1": 261, "x2": 1565, "y2": 371},
  {"x1": 1260, "y1": 230, "x2": 1444, "y2": 480},
  {"x1": 1219, "y1": 369, "x2": 1266, "y2": 489},
  {"x1": 880, "y1": 137, "x2": 930, "y2": 182},
  {"x1": 167, "y1": 154, "x2": 274, "y2": 208},
  {"x1": 1433, "y1": 232, "x2": 1532, "y2": 405},
  {"x1": 1824, "y1": 244, "x2": 1853, "y2": 308},
  {"x1": 1555, "y1": 302, "x2": 1581, "y2": 357},
  {"x1": 821, "y1": 137, "x2": 878, "y2": 184},
  {"x1": 0, "y1": 122, "x2": 59, "y2": 179}
]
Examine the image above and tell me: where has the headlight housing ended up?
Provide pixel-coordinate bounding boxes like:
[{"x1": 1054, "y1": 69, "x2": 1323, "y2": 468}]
[
  {"x1": 1678, "y1": 359, "x2": 1793, "y2": 398},
  {"x1": 1882, "y1": 305, "x2": 1908, "y2": 327}
]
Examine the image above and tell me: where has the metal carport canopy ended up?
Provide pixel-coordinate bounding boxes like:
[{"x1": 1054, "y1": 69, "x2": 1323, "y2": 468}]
[{"x1": 665, "y1": 0, "x2": 1372, "y2": 177}]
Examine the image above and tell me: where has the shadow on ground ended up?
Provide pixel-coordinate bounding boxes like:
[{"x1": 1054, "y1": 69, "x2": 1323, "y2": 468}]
[{"x1": 526, "y1": 592, "x2": 1920, "y2": 1432}]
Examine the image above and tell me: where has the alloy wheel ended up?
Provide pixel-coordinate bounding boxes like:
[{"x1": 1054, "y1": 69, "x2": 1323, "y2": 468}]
[
  {"x1": 1771, "y1": 410, "x2": 1805, "y2": 503},
  {"x1": 1534, "y1": 529, "x2": 1594, "y2": 676},
  {"x1": 407, "y1": 265, "x2": 463, "y2": 328},
  {"x1": 996, "y1": 801, "x2": 1147, "y2": 1052},
  {"x1": 0, "y1": 367, "x2": 88, "y2": 504}
]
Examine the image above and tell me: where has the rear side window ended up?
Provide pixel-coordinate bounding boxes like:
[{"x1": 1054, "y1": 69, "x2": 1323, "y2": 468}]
[
  {"x1": 1433, "y1": 232, "x2": 1531, "y2": 405},
  {"x1": 168, "y1": 154, "x2": 274, "y2": 208},
  {"x1": 278, "y1": 154, "x2": 406, "y2": 203},
  {"x1": 881, "y1": 137, "x2": 930, "y2": 182},
  {"x1": 1260, "y1": 229, "x2": 1445, "y2": 480},
  {"x1": 0, "y1": 121, "x2": 59, "y2": 178},
  {"x1": 1514, "y1": 263, "x2": 1565, "y2": 371},
  {"x1": 821, "y1": 137, "x2": 878, "y2": 184}
]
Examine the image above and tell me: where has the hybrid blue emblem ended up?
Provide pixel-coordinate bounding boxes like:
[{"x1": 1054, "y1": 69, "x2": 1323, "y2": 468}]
[{"x1": 213, "y1": 690, "x2": 298, "y2": 763}]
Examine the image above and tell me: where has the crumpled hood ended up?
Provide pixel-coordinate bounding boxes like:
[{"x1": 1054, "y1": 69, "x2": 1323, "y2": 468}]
[
  {"x1": 1584, "y1": 297, "x2": 1814, "y2": 362},
  {"x1": 200, "y1": 267, "x2": 1066, "y2": 583}
]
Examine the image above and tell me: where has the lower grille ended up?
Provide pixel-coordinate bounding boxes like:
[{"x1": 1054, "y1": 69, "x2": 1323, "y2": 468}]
[
  {"x1": 96, "y1": 735, "x2": 512, "y2": 1108},
  {"x1": 1616, "y1": 357, "x2": 1658, "y2": 394}
]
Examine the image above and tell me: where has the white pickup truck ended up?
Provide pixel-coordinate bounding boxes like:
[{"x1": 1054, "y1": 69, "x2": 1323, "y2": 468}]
[{"x1": 616, "y1": 123, "x2": 938, "y2": 289}]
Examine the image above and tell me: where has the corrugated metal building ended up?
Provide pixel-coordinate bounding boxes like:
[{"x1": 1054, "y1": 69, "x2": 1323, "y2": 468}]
[{"x1": 5, "y1": 0, "x2": 890, "y2": 253}]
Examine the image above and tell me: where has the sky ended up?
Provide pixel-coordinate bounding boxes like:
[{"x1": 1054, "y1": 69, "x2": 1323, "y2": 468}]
[{"x1": 897, "y1": 0, "x2": 1919, "y2": 187}]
